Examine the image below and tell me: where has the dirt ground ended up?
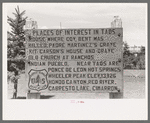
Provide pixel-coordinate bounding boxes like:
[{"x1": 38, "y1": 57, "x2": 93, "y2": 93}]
[{"x1": 7, "y1": 70, "x2": 146, "y2": 99}]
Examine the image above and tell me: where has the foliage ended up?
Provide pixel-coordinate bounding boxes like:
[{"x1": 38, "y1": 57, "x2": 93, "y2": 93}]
[
  {"x1": 123, "y1": 41, "x2": 132, "y2": 68},
  {"x1": 137, "y1": 46, "x2": 145, "y2": 69},
  {"x1": 123, "y1": 42, "x2": 145, "y2": 69},
  {"x1": 7, "y1": 6, "x2": 27, "y2": 77},
  {"x1": 123, "y1": 41, "x2": 131, "y2": 57},
  {"x1": 8, "y1": 71, "x2": 20, "y2": 83},
  {"x1": 140, "y1": 46, "x2": 145, "y2": 54}
]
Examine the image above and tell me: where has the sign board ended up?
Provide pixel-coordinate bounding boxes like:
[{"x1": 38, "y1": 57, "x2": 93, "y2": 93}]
[{"x1": 25, "y1": 28, "x2": 123, "y2": 93}]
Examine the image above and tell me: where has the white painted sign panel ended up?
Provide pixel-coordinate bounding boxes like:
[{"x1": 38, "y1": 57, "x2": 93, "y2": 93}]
[{"x1": 25, "y1": 28, "x2": 123, "y2": 93}]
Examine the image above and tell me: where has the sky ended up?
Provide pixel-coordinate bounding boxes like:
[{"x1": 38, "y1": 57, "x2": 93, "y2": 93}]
[{"x1": 5, "y1": 3, "x2": 147, "y2": 46}]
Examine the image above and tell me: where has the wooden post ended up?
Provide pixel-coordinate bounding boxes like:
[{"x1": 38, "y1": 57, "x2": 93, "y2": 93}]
[
  {"x1": 110, "y1": 18, "x2": 124, "y2": 99},
  {"x1": 26, "y1": 92, "x2": 41, "y2": 99},
  {"x1": 109, "y1": 92, "x2": 123, "y2": 99}
]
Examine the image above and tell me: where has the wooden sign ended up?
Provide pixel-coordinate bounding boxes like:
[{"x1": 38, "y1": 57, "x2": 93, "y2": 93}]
[{"x1": 25, "y1": 28, "x2": 123, "y2": 93}]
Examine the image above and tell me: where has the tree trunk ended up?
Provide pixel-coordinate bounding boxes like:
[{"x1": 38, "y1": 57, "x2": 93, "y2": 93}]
[{"x1": 13, "y1": 79, "x2": 18, "y2": 99}]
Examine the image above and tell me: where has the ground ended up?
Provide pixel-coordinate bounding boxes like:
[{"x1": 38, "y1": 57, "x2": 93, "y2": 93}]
[{"x1": 7, "y1": 70, "x2": 145, "y2": 99}]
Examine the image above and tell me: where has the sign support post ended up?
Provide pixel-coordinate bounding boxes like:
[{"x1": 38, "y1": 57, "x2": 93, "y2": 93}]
[
  {"x1": 24, "y1": 21, "x2": 41, "y2": 99},
  {"x1": 109, "y1": 29, "x2": 123, "y2": 99},
  {"x1": 109, "y1": 92, "x2": 123, "y2": 99}
]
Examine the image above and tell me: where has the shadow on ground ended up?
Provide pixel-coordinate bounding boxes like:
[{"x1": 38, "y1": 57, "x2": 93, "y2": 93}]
[
  {"x1": 40, "y1": 95, "x2": 55, "y2": 99},
  {"x1": 11, "y1": 97, "x2": 26, "y2": 99},
  {"x1": 11, "y1": 95, "x2": 55, "y2": 99}
]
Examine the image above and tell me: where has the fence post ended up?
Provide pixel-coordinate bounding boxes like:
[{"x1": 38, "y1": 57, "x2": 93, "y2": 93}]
[{"x1": 109, "y1": 92, "x2": 123, "y2": 99}]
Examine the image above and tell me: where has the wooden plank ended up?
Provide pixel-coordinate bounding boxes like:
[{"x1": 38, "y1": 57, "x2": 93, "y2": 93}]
[
  {"x1": 109, "y1": 92, "x2": 123, "y2": 99},
  {"x1": 26, "y1": 92, "x2": 41, "y2": 99}
]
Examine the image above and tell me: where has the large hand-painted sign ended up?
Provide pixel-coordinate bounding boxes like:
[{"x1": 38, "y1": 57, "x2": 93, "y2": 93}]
[{"x1": 25, "y1": 28, "x2": 123, "y2": 93}]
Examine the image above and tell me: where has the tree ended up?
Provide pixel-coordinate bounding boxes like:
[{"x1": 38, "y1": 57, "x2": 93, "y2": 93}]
[
  {"x1": 140, "y1": 46, "x2": 145, "y2": 54},
  {"x1": 137, "y1": 46, "x2": 145, "y2": 69},
  {"x1": 7, "y1": 6, "x2": 27, "y2": 99},
  {"x1": 123, "y1": 41, "x2": 131, "y2": 57},
  {"x1": 123, "y1": 41, "x2": 132, "y2": 69}
]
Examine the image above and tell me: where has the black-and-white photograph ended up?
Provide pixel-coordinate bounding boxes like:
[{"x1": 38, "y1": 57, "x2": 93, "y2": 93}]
[{"x1": 3, "y1": 3, "x2": 148, "y2": 120}]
